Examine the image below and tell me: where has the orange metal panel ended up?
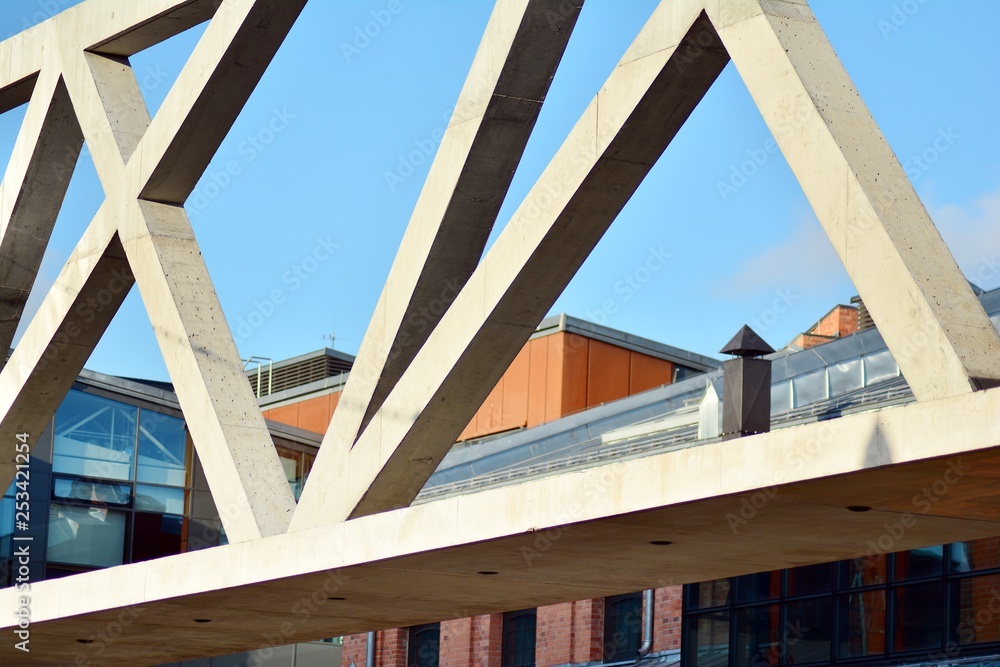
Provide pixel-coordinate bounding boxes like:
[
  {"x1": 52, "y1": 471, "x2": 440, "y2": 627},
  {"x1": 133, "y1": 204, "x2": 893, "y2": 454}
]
[
  {"x1": 328, "y1": 390, "x2": 341, "y2": 416},
  {"x1": 526, "y1": 338, "x2": 549, "y2": 429},
  {"x1": 545, "y1": 334, "x2": 565, "y2": 422},
  {"x1": 629, "y1": 352, "x2": 673, "y2": 395},
  {"x1": 477, "y1": 377, "x2": 505, "y2": 435},
  {"x1": 501, "y1": 347, "x2": 530, "y2": 431},
  {"x1": 262, "y1": 403, "x2": 299, "y2": 429},
  {"x1": 297, "y1": 395, "x2": 332, "y2": 434},
  {"x1": 561, "y1": 332, "x2": 589, "y2": 415},
  {"x1": 586, "y1": 339, "x2": 629, "y2": 407}
]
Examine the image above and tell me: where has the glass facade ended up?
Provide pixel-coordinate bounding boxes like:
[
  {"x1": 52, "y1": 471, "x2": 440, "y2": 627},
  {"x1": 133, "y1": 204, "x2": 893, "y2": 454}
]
[{"x1": 684, "y1": 539, "x2": 1000, "y2": 667}]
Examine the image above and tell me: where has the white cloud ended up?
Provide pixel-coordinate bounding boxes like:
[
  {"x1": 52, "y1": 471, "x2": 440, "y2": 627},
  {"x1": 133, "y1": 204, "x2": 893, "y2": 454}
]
[{"x1": 930, "y1": 188, "x2": 1000, "y2": 291}]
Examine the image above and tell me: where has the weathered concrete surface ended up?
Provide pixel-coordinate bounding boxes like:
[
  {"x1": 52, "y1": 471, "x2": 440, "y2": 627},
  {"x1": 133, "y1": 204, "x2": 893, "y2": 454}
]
[
  {"x1": 5, "y1": 387, "x2": 1000, "y2": 665},
  {"x1": 0, "y1": 0, "x2": 306, "y2": 540},
  {"x1": 292, "y1": 0, "x2": 584, "y2": 531}
]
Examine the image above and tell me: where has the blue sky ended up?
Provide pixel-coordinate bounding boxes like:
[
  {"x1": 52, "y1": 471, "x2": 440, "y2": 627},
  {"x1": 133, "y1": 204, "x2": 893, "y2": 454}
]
[{"x1": 1, "y1": 0, "x2": 999, "y2": 382}]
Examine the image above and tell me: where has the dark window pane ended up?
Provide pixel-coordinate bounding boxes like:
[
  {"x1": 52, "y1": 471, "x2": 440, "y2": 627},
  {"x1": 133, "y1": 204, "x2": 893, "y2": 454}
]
[
  {"x1": 734, "y1": 604, "x2": 780, "y2": 667},
  {"x1": 53, "y1": 391, "x2": 137, "y2": 481},
  {"x1": 408, "y1": 623, "x2": 440, "y2": 667},
  {"x1": 892, "y1": 582, "x2": 944, "y2": 653},
  {"x1": 684, "y1": 612, "x2": 729, "y2": 667},
  {"x1": 687, "y1": 579, "x2": 731, "y2": 610},
  {"x1": 134, "y1": 485, "x2": 186, "y2": 514},
  {"x1": 604, "y1": 593, "x2": 642, "y2": 662},
  {"x1": 951, "y1": 539, "x2": 1000, "y2": 573},
  {"x1": 736, "y1": 573, "x2": 780, "y2": 603},
  {"x1": 840, "y1": 555, "x2": 887, "y2": 588},
  {"x1": 952, "y1": 574, "x2": 1000, "y2": 646},
  {"x1": 46, "y1": 504, "x2": 127, "y2": 567},
  {"x1": 894, "y1": 546, "x2": 944, "y2": 581},
  {"x1": 131, "y1": 513, "x2": 185, "y2": 562},
  {"x1": 53, "y1": 477, "x2": 131, "y2": 506},
  {"x1": 787, "y1": 563, "x2": 834, "y2": 597},
  {"x1": 137, "y1": 411, "x2": 187, "y2": 486},
  {"x1": 784, "y1": 597, "x2": 832, "y2": 664},
  {"x1": 838, "y1": 591, "x2": 887, "y2": 659},
  {"x1": 502, "y1": 609, "x2": 536, "y2": 667}
]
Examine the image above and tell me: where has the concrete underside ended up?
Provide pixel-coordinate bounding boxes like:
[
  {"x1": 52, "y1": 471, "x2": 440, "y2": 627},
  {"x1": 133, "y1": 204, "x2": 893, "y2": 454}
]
[{"x1": 5, "y1": 387, "x2": 1000, "y2": 665}]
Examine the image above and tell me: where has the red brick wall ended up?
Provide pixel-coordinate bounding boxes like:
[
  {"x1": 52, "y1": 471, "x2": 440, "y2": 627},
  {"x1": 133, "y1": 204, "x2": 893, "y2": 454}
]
[
  {"x1": 440, "y1": 615, "x2": 503, "y2": 667},
  {"x1": 536, "y1": 599, "x2": 605, "y2": 667},
  {"x1": 654, "y1": 587, "x2": 683, "y2": 651},
  {"x1": 343, "y1": 633, "x2": 368, "y2": 667},
  {"x1": 343, "y1": 588, "x2": 686, "y2": 667}
]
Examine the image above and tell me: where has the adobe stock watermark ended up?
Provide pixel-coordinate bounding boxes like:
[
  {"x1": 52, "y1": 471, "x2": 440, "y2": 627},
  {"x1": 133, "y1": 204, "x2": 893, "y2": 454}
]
[
  {"x1": 384, "y1": 108, "x2": 451, "y2": 192},
  {"x1": 749, "y1": 288, "x2": 799, "y2": 335},
  {"x1": 231, "y1": 235, "x2": 339, "y2": 345},
  {"x1": 726, "y1": 420, "x2": 834, "y2": 534},
  {"x1": 856, "y1": 458, "x2": 969, "y2": 558},
  {"x1": 715, "y1": 87, "x2": 832, "y2": 202},
  {"x1": 877, "y1": 0, "x2": 929, "y2": 41},
  {"x1": 340, "y1": 0, "x2": 410, "y2": 63},
  {"x1": 13, "y1": 0, "x2": 74, "y2": 35},
  {"x1": 587, "y1": 245, "x2": 672, "y2": 326},
  {"x1": 188, "y1": 107, "x2": 296, "y2": 216}
]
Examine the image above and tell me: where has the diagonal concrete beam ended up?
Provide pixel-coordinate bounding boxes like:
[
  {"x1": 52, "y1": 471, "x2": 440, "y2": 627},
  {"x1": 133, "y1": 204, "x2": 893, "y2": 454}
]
[
  {"x1": 137, "y1": 0, "x2": 308, "y2": 204},
  {"x1": 0, "y1": 211, "x2": 130, "y2": 491},
  {"x1": 292, "y1": 0, "x2": 584, "y2": 531},
  {"x1": 712, "y1": 1, "x2": 1000, "y2": 401},
  {"x1": 123, "y1": 201, "x2": 296, "y2": 540},
  {"x1": 294, "y1": 1, "x2": 730, "y2": 526},
  {"x1": 0, "y1": 72, "x2": 82, "y2": 365},
  {"x1": 0, "y1": 0, "x2": 219, "y2": 100}
]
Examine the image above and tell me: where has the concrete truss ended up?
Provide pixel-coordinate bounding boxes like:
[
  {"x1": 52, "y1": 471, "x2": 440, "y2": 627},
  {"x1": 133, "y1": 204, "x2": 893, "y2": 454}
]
[{"x1": 1, "y1": 0, "x2": 1000, "y2": 663}]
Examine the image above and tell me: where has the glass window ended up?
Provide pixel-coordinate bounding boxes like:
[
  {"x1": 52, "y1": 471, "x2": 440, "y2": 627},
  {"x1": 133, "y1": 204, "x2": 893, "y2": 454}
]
[
  {"x1": 784, "y1": 597, "x2": 832, "y2": 664},
  {"x1": 134, "y1": 485, "x2": 186, "y2": 515},
  {"x1": 828, "y1": 358, "x2": 863, "y2": 396},
  {"x1": 736, "y1": 572, "x2": 780, "y2": 604},
  {"x1": 787, "y1": 563, "x2": 834, "y2": 597},
  {"x1": 894, "y1": 546, "x2": 944, "y2": 581},
  {"x1": 951, "y1": 539, "x2": 1000, "y2": 573},
  {"x1": 892, "y1": 582, "x2": 944, "y2": 653},
  {"x1": 863, "y1": 350, "x2": 898, "y2": 386},
  {"x1": 687, "y1": 578, "x2": 731, "y2": 610},
  {"x1": 840, "y1": 555, "x2": 887, "y2": 588},
  {"x1": 276, "y1": 446, "x2": 305, "y2": 500},
  {"x1": 137, "y1": 410, "x2": 188, "y2": 486},
  {"x1": 792, "y1": 370, "x2": 827, "y2": 408},
  {"x1": 952, "y1": 574, "x2": 1000, "y2": 645},
  {"x1": 604, "y1": 593, "x2": 642, "y2": 662},
  {"x1": 52, "y1": 477, "x2": 131, "y2": 506},
  {"x1": 685, "y1": 612, "x2": 729, "y2": 667},
  {"x1": 408, "y1": 623, "x2": 440, "y2": 667},
  {"x1": 838, "y1": 590, "x2": 886, "y2": 659},
  {"x1": 131, "y1": 513, "x2": 186, "y2": 563},
  {"x1": 770, "y1": 382, "x2": 791, "y2": 415},
  {"x1": 46, "y1": 504, "x2": 127, "y2": 567},
  {"x1": 502, "y1": 609, "x2": 536, "y2": 667},
  {"x1": 734, "y1": 604, "x2": 779, "y2": 667},
  {"x1": 53, "y1": 391, "x2": 137, "y2": 481}
]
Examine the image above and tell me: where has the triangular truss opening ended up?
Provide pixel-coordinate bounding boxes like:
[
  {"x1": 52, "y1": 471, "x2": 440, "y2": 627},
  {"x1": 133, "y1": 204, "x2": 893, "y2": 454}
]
[{"x1": 290, "y1": 0, "x2": 1000, "y2": 532}]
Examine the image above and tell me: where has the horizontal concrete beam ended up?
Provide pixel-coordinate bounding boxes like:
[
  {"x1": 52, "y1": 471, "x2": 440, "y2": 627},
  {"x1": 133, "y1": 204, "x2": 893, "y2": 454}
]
[{"x1": 5, "y1": 387, "x2": 1000, "y2": 664}]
